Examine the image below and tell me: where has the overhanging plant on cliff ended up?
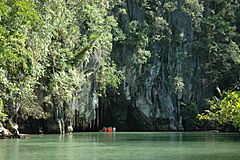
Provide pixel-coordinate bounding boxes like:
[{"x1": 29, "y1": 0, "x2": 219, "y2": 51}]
[{"x1": 96, "y1": 60, "x2": 124, "y2": 95}]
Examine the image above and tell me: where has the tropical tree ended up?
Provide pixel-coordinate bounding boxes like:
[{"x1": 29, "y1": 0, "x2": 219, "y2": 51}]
[{"x1": 198, "y1": 90, "x2": 240, "y2": 129}]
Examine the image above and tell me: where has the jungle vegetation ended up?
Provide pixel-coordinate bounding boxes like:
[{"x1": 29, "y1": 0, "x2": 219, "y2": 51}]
[{"x1": 0, "y1": 0, "x2": 124, "y2": 128}]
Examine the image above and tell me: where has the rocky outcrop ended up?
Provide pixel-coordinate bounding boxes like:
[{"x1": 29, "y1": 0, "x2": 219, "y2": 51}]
[
  {"x1": 0, "y1": 120, "x2": 23, "y2": 139},
  {"x1": 0, "y1": 127, "x2": 13, "y2": 139},
  {"x1": 44, "y1": 52, "x2": 101, "y2": 133}
]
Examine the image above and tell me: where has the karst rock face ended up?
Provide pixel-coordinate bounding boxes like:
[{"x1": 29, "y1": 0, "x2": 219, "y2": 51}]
[
  {"x1": 16, "y1": 0, "x2": 214, "y2": 133},
  {"x1": 107, "y1": 0, "x2": 212, "y2": 131}
]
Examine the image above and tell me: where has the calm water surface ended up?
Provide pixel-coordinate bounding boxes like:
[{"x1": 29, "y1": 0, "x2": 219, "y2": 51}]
[{"x1": 0, "y1": 132, "x2": 240, "y2": 160}]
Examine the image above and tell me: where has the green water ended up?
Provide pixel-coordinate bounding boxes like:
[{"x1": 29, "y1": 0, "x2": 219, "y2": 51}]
[{"x1": 0, "y1": 132, "x2": 240, "y2": 160}]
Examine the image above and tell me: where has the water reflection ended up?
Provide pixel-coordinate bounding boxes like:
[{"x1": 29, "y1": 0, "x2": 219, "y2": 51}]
[
  {"x1": 0, "y1": 132, "x2": 240, "y2": 160},
  {"x1": 0, "y1": 139, "x2": 20, "y2": 160}
]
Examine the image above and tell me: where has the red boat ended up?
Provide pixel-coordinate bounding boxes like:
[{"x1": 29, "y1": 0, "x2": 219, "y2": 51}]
[{"x1": 102, "y1": 127, "x2": 113, "y2": 132}]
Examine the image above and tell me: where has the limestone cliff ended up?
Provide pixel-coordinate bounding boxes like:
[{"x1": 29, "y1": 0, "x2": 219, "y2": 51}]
[
  {"x1": 2, "y1": 0, "x2": 239, "y2": 134},
  {"x1": 108, "y1": 0, "x2": 212, "y2": 131}
]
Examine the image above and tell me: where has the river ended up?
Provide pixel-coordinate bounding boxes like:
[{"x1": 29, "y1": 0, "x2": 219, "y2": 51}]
[{"x1": 0, "y1": 132, "x2": 240, "y2": 160}]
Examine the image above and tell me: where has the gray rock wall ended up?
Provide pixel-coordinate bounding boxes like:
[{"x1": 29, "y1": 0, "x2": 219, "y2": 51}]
[{"x1": 108, "y1": 0, "x2": 212, "y2": 131}]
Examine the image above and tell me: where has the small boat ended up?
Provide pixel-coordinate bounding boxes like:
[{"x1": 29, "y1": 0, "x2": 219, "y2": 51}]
[{"x1": 102, "y1": 127, "x2": 113, "y2": 132}]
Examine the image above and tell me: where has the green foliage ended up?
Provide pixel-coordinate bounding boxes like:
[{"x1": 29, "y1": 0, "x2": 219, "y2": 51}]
[
  {"x1": 126, "y1": 20, "x2": 152, "y2": 64},
  {"x1": 193, "y1": 0, "x2": 240, "y2": 89},
  {"x1": 181, "y1": 103, "x2": 199, "y2": 130},
  {"x1": 173, "y1": 76, "x2": 184, "y2": 94},
  {"x1": 198, "y1": 91, "x2": 240, "y2": 128},
  {"x1": 182, "y1": 0, "x2": 203, "y2": 29},
  {"x1": 163, "y1": 1, "x2": 176, "y2": 13},
  {"x1": 151, "y1": 16, "x2": 172, "y2": 44},
  {"x1": 192, "y1": 1, "x2": 240, "y2": 130},
  {"x1": 133, "y1": 48, "x2": 151, "y2": 64},
  {"x1": 50, "y1": 69, "x2": 83, "y2": 102},
  {"x1": 0, "y1": 98, "x2": 7, "y2": 125},
  {"x1": 118, "y1": 1, "x2": 173, "y2": 65},
  {"x1": 17, "y1": 77, "x2": 49, "y2": 120},
  {"x1": 0, "y1": 0, "x2": 41, "y2": 120},
  {"x1": 97, "y1": 61, "x2": 124, "y2": 94}
]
